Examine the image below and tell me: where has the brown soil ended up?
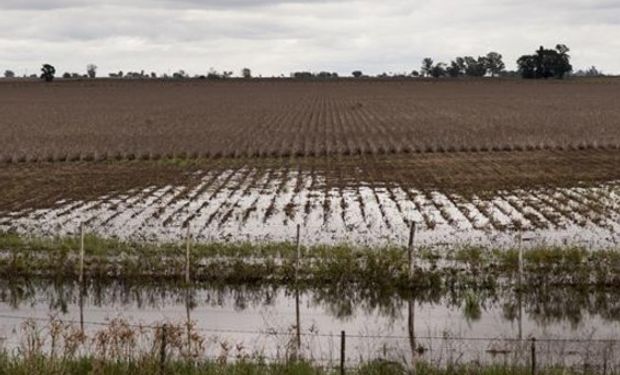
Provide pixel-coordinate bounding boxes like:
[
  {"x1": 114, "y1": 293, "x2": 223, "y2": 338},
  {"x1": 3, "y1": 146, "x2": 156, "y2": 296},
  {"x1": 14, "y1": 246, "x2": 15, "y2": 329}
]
[
  {"x1": 1, "y1": 78, "x2": 619, "y2": 162},
  {"x1": 1, "y1": 149, "x2": 618, "y2": 212}
]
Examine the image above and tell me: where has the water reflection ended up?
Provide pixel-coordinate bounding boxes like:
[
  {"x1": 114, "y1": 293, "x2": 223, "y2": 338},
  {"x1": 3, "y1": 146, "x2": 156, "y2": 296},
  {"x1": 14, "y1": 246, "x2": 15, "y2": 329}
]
[{"x1": 0, "y1": 277, "x2": 618, "y2": 328}]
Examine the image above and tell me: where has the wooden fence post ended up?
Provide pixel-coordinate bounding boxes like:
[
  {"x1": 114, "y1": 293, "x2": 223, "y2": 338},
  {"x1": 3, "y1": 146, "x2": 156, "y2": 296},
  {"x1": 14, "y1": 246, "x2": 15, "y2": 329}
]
[
  {"x1": 518, "y1": 232, "x2": 524, "y2": 287},
  {"x1": 160, "y1": 324, "x2": 167, "y2": 375},
  {"x1": 296, "y1": 224, "x2": 301, "y2": 281},
  {"x1": 340, "y1": 330, "x2": 346, "y2": 375},
  {"x1": 79, "y1": 223, "x2": 85, "y2": 284},
  {"x1": 530, "y1": 337, "x2": 536, "y2": 375},
  {"x1": 185, "y1": 223, "x2": 191, "y2": 284},
  {"x1": 408, "y1": 222, "x2": 416, "y2": 279},
  {"x1": 295, "y1": 224, "x2": 302, "y2": 356}
]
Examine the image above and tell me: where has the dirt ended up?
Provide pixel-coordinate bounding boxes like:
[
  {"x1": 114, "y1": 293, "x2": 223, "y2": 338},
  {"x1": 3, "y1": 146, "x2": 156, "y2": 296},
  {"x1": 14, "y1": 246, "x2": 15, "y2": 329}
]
[
  {"x1": 1, "y1": 149, "x2": 619, "y2": 213},
  {"x1": 1, "y1": 78, "x2": 620, "y2": 162}
]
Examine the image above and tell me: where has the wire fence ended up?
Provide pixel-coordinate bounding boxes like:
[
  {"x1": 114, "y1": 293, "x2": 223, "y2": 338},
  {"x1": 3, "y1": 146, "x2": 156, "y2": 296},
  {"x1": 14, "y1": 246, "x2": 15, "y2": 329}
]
[{"x1": 0, "y1": 310, "x2": 619, "y2": 373}]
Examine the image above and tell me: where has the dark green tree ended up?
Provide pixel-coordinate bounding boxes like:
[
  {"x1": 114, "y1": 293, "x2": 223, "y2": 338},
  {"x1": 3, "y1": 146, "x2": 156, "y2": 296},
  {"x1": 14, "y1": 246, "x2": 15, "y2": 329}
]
[
  {"x1": 463, "y1": 56, "x2": 488, "y2": 77},
  {"x1": 40, "y1": 64, "x2": 56, "y2": 82},
  {"x1": 421, "y1": 58, "x2": 434, "y2": 77},
  {"x1": 447, "y1": 57, "x2": 466, "y2": 77},
  {"x1": 430, "y1": 63, "x2": 447, "y2": 78},
  {"x1": 485, "y1": 52, "x2": 505, "y2": 77},
  {"x1": 352, "y1": 70, "x2": 363, "y2": 78},
  {"x1": 517, "y1": 45, "x2": 572, "y2": 79}
]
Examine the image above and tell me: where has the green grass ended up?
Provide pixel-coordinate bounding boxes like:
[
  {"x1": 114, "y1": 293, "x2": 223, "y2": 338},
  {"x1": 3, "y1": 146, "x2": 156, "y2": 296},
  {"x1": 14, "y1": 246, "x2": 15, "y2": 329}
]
[
  {"x1": 0, "y1": 356, "x2": 606, "y2": 375},
  {"x1": 0, "y1": 232, "x2": 618, "y2": 290}
]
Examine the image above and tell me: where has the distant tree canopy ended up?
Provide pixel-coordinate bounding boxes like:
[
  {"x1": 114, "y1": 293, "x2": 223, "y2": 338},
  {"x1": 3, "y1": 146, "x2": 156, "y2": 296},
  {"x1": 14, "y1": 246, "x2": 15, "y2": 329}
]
[
  {"x1": 421, "y1": 58, "x2": 434, "y2": 77},
  {"x1": 420, "y1": 58, "x2": 447, "y2": 78},
  {"x1": 40, "y1": 64, "x2": 56, "y2": 82},
  {"x1": 444, "y1": 52, "x2": 505, "y2": 78},
  {"x1": 291, "y1": 71, "x2": 338, "y2": 79},
  {"x1": 352, "y1": 70, "x2": 363, "y2": 78},
  {"x1": 517, "y1": 45, "x2": 572, "y2": 79},
  {"x1": 3, "y1": 70, "x2": 15, "y2": 78},
  {"x1": 242, "y1": 68, "x2": 252, "y2": 79},
  {"x1": 573, "y1": 66, "x2": 604, "y2": 77},
  {"x1": 62, "y1": 72, "x2": 83, "y2": 79},
  {"x1": 87, "y1": 64, "x2": 97, "y2": 78},
  {"x1": 485, "y1": 52, "x2": 505, "y2": 77},
  {"x1": 430, "y1": 63, "x2": 447, "y2": 78},
  {"x1": 173, "y1": 70, "x2": 189, "y2": 79}
]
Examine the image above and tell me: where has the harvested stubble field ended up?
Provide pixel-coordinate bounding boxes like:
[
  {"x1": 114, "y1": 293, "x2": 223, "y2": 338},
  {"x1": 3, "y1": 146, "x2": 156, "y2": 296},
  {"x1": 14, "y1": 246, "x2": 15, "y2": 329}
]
[{"x1": 1, "y1": 78, "x2": 619, "y2": 247}]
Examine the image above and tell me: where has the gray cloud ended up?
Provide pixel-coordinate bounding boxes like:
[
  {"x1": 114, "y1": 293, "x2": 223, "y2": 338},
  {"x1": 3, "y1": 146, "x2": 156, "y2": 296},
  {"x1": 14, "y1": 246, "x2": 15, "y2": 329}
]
[{"x1": 0, "y1": 0, "x2": 618, "y2": 76}]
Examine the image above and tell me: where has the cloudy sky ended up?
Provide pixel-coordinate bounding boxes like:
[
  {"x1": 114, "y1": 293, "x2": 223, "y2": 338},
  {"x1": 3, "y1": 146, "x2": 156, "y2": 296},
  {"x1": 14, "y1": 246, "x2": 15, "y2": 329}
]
[{"x1": 1, "y1": 0, "x2": 618, "y2": 77}]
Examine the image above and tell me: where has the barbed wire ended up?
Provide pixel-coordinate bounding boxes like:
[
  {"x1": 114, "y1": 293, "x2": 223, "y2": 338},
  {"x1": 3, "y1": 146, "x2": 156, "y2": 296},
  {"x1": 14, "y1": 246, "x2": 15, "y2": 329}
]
[{"x1": 0, "y1": 312, "x2": 618, "y2": 344}]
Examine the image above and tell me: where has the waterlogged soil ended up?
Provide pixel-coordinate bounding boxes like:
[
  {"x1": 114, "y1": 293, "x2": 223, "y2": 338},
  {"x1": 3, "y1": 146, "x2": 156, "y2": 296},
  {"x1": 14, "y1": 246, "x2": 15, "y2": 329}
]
[
  {"x1": 0, "y1": 280, "x2": 618, "y2": 368},
  {"x1": 1, "y1": 151, "x2": 619, "y2": 248}
]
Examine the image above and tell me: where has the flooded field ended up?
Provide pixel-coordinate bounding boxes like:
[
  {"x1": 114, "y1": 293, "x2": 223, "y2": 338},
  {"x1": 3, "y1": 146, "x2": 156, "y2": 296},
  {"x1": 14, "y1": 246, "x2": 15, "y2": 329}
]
[
  {"x1": 0, "y1": 280, "x2": 618, "y2": 369},
  {"x1": 1, "y1": 168, "x2": 618, "y2": 248}
]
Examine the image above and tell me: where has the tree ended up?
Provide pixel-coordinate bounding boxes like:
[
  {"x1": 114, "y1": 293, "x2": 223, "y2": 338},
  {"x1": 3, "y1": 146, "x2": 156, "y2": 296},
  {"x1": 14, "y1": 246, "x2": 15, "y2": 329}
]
[
  {"x1": 352, "y1": 70, "x2": 363, "y2": 78},
  {"x1": 581, "y1": 66, "x2": 603, "y2": 77},
  {"x1": 87, "y1": 64, "x2": 97, "y2": 78},
  {"x1": 173, "y1": 70, "x2": 188, "y2": 79},
  {"x1": 421, "y1": 58, "x2": 434, "y2": 77},
  {"x1": 62, "y1": 72, "x2": 72, "y2": 79},
  {"x1": 463, "y1": 56, "x2": 487, "y2": 77},
  {"x1": 430, "y1": 63, "x2": 447, "y2": 78},
  {"x1": 241, "y1": 68, "x2": 252, "y2": 79},
  {"x1": 517, "y1": 45, "x2": 572, "y2": 79},
  {"x1": 553, "y1": 44, "x2": 572, "y2": 79},
  {"x1": 40, "y1": 64, "x2": 56, "y2": 82},
  {"x1": 411, "y1": 70, "x2": 419, "y2": 77},
  {"x1": 485, "y1": 52, "x2": 505, "y2": 77},
  {"x1": 447, "y1": 58, "x2": 466, "y2": 77},
  {"x1": 3, "y1": 70, "x2": 15, "y2": 78}
]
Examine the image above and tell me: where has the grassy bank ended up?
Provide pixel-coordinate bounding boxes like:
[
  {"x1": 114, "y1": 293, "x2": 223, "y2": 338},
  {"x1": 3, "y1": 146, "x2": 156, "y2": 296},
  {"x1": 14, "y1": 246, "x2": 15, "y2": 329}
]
[
  {"x1": 0, "y1": 357, "x2": 606, "y2": 375},
  {"x1": 0, "y1": 232, "x2": 619, "y2": 289}
]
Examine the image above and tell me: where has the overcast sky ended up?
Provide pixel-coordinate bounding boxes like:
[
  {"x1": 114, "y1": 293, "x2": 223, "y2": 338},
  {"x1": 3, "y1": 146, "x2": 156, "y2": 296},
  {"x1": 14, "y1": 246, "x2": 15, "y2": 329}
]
[{"x1": 1, "y1": 0, "x2": 619, "y2": 77}]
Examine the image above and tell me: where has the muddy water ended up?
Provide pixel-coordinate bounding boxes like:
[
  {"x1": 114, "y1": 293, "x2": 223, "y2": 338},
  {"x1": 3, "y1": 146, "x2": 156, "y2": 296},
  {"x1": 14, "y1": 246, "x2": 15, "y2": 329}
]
[
  {"x1": 2, "y1": 173, "x2": 619, "y2": 249},
  {"x1": 0, "y1": 280, "x2": 618, "y2": 368}
]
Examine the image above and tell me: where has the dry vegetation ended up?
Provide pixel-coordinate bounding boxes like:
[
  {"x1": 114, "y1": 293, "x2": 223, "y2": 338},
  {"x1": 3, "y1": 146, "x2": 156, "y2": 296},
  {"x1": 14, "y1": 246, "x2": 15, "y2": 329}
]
[{"x1": 1, "y1": 78, "x2": 620, "y2": 163}]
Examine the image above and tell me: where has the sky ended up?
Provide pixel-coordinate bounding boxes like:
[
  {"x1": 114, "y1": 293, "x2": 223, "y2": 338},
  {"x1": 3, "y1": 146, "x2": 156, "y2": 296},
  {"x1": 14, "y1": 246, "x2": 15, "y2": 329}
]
[{"x1": 0, "y1": 0, "x2": 619, "y2": 77}]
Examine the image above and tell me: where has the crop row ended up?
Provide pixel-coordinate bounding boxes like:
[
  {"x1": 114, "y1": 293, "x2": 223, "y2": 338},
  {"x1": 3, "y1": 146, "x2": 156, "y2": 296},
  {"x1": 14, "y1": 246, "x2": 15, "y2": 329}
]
[
  {"x1": 1, "y1": 167, "x2": 618, "y2": 247},
  {"x1": 1, "y1": 80, "x2": 620, "y2": 162}
]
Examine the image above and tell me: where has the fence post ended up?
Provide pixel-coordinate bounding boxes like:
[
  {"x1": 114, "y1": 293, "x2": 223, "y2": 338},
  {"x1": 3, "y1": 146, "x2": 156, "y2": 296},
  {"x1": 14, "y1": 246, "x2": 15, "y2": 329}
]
[
  {"x1": 185, "y1": 223, "x2": 191, "y2": 284},
  {"x1": 79, "y1": 223, "x2": 85, "y2": 284},
  {"x1": 160, "y1": 324, "x2": 167, "y2": 375},
  {"x1": 296, "y1": 224, "x2": 301, "y2": 282},
  {"x1": 530, "y1": 337, "x2": 536, "y2": 375},
  {"x1": 340, "y1": 330, "x2": 346, "y2": 375},
  {"x1": 408, "y1": 222, "x2": 416, "y2": 279},
  {"x1": 518, "y1": 232, "x2": 524, "y2": 287},
  {"x1": 295, "y1": 224, "x2": 302, "y2": 356}
]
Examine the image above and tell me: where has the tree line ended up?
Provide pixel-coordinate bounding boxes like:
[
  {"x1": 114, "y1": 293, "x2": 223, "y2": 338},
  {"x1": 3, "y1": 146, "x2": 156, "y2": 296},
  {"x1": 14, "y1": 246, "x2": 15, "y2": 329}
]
[{"x1": 1, "y1": 44, "x2": 608, "y2": 82}]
